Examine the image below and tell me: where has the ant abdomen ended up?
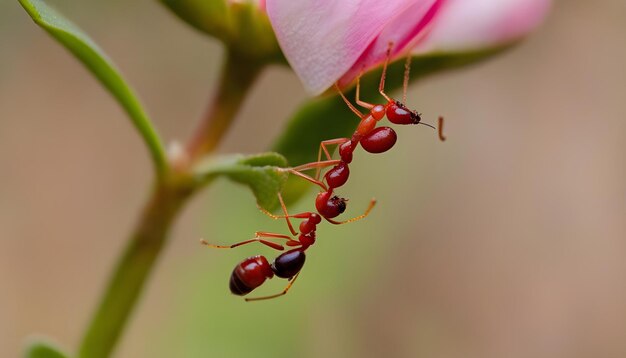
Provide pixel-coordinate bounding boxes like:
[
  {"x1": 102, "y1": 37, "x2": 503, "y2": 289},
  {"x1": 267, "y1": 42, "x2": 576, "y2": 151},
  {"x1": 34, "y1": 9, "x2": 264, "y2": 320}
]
[
  {"x1": 361, "y1": 126, "x2": 397, "y2": 153},
  {"x1": 229, "y1": 255, "x2": 274, "y2": 295},
  {"x1": 272, "y1": 249, "x2": 306, "y2": 278}
]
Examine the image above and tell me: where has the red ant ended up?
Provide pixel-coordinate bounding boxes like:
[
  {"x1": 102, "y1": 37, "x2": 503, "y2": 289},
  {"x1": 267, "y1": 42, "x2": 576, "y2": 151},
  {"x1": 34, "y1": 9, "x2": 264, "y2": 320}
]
[
  {"x1": 201, "y1": 193, "x2": 374, "y2": 301},
  {"x1": 279, "y1": 42, "x2": 445, "y2": 222}
]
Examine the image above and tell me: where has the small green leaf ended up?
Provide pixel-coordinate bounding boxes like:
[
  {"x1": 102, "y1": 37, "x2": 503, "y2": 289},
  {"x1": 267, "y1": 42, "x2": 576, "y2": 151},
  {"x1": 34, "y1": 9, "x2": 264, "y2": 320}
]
[
  {"x1": 193, "y1": 152, "x2": 288, "y2": 210},
  {"x1": 18, "y1": 0, "x2": 168, "y2": 177},
  {"x1": 24, "y1": 339, "x2": 69, "y2": 358},
  {"x1": 272, "y1": 47, "x2": 511, "y2": 204}
]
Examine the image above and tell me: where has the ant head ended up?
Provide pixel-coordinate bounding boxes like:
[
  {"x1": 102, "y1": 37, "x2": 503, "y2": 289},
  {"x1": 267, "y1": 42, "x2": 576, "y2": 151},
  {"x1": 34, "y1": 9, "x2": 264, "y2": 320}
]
[
  {"x1": 386, "y1": 100, "x2": 421, "y2": 125},
  {"x1": 315, "y1": 191, "x2": 347, "y2": 219}
]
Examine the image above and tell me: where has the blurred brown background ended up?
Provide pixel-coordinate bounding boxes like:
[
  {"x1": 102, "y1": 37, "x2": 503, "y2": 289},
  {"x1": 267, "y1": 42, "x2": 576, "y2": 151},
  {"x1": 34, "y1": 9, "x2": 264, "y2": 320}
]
[{"x1": 1, "y1": 0, "x2": 625, "y2": 357}]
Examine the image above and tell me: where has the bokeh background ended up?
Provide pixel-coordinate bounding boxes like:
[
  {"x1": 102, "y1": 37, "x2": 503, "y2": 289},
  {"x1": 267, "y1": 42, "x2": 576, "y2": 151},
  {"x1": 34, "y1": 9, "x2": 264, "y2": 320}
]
[{"x1": 2, "y1": 0, "x2": 625, "y2": 357}]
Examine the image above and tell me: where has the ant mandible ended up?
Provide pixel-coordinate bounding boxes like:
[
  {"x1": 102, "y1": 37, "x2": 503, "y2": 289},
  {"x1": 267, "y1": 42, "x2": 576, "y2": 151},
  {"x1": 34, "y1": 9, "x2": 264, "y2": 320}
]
[{"x1": 201, "y1": 193, "x2": 374, "y2": 301}]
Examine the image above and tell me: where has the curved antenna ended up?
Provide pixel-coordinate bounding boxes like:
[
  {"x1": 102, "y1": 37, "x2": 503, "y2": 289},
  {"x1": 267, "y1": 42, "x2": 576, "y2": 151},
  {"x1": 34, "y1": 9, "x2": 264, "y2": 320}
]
[
  {"x1": 418, "y1": 122, "x2": 436, "y2": 130},
  {"x1": 325, "y1": 198, "x2": 377, "y2": 225}
]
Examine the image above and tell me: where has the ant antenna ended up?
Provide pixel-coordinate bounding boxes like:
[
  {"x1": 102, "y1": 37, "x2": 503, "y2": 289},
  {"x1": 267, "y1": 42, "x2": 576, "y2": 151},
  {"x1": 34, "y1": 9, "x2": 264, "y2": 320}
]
[
  {"x1": 403, "y1": 55, "x2": 411, "y2": 104},
  {"x1": 419, "y1": 122, "x2": 436, "y2": 130},
  {"x1": 416, "y1": 117, "x2": 446, "y2": 142}
]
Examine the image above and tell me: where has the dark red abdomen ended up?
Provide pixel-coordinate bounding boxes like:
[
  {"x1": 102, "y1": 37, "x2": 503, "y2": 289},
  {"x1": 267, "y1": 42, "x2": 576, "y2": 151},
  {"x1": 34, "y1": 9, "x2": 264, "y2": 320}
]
[
  {"x1": 229, "y1": 255, "x2": 274, "y2": 295},
  {"x1": 361, "y1": 126, "x2": 397, "y2": 153}
]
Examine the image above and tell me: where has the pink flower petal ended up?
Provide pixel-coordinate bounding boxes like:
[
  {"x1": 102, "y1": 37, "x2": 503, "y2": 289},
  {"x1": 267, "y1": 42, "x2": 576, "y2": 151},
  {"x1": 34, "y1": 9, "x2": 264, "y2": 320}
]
[
  {"x1": 415, "y1": 0, "x2": 552, "y2": 53},
  {"x1": 339, "y1": 0, "x2": 443, "y2": 87},
  {"x1": 266, "y1": 0, "x2": 436, "y2": 95}
]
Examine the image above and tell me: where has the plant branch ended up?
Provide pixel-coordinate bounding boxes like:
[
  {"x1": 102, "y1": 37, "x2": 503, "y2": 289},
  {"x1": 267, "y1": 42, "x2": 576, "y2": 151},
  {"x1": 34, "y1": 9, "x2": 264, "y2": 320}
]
[
  {"x1": 76, "y1": 49, "x2": 265, "y2": 358},
  {"x1": 186, "y1": 49, "x2": 264, "y2": 162},
  {"x1": 77, "y1": 179, "x2": 193, "y2": 358}
]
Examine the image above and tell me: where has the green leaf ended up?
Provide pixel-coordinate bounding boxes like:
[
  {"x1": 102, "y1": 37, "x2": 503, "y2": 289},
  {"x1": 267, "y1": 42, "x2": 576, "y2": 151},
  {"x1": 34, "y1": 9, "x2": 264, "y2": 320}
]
[
  {"x1": 272, "y1": 47, "x2": 512, "y2": 204},
  {"x1": 24, "y1": 339, "x2": 69, "y2": 358},
  {"x1": 193, "y1": 152, "x2": 289, "y2": 210},
  {"x1": 18, "y1": 0, "x2": 168, "y2": 178}
]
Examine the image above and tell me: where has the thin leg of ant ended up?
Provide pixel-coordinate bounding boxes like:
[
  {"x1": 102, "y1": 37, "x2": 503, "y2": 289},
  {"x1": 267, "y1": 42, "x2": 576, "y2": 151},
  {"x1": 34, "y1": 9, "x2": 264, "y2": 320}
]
[
  {"x1": 313, "y1": 138, "x2": 350, "y2": 180},
  {"x1": 402, "y1": 55, "x2": 411, "y2": 104},
  {"x1": 335, "y1": 83, "x2": 364, "y2": 119},
  {"x1": 378, "y1": 42, "x2": 394, "y2": 102},
  {"x1": 291, "y1": 159, "x2": 341, "y2": 172},
  {"x1": 325, "y1": 198, "x2": 377, "y2": 225},
  {"x1": 257, "y1": 192, "x2": 299, "y2": 236},
  {"x1": 245, "y1": 272, "x2": 301, "y2": 302},
  {"x1": 282, "y1": 168, "x2": 329, "y2": 191},
  {"x1": 200, "y1": 231, "x2": 292, "y2": 251},
  {"x1": 355, "y1": 72, "x2": 375, "y2": 110},
  {"x1": 284, "y1": 159, "x2": 344, "y2": 190}
]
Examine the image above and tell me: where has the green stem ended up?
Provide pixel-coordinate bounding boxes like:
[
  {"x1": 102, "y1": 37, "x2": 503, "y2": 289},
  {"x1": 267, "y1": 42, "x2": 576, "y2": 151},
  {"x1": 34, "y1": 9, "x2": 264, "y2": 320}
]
[
  {"x1": 77, "y1": 180, "x2": 192, "y2": 358},
  {"x1": 186, "y1": 49, "x2": 263, "y2": 162},
  {"x1": 76, "y1": 50, "x2": 265, "y2": 358}
]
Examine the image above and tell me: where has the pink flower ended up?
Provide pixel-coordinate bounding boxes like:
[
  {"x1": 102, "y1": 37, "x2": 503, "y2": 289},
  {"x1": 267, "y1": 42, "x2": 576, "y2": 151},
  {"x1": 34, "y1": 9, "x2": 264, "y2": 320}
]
[{"x1": 265, "y1": 0, "x2": 552, "y2": 94}]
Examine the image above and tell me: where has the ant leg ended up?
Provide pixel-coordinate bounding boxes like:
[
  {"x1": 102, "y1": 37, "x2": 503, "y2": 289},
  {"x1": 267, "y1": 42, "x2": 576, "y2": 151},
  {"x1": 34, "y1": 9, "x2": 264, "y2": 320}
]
[
  {"x1": 291, "y1": 159, "x2": 341, "y2": 173},
  {"x1": 245, "y1": 272, "x2": 301, "y2": 302},
  {"x1": 402, "y1": 55, "x2": 411, "y2": 104},
  {"x1": 257, "y1": 193, "x2": 298, "y2": 235},
  {"x1": 282, "y1": 168, "x2": 331, "y2": 191},
  {"x1": 335, "y1": 83, "x2": 364, "y2": 119},
  {"x1": 258, "y1": 193, "x2": 326, "y2": 238},
  {"x1": 355, "y1": 73, "x2": 375, "y2": 110},
  {"x1": 314, "y1": 138, "x2": 350, "y2": 179},
  {"x1": 325, "y1": 198, "x2": 377, "y2": 225},
  {"x1": 255, "y1": 232, "x2": 301, "y2": 247},
  {"x1": 378, "y1": 42, "x2": 393, "y2": 102},
  {"x1": 200, "y1": 231, "x2": 290, "y2": 251}
]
